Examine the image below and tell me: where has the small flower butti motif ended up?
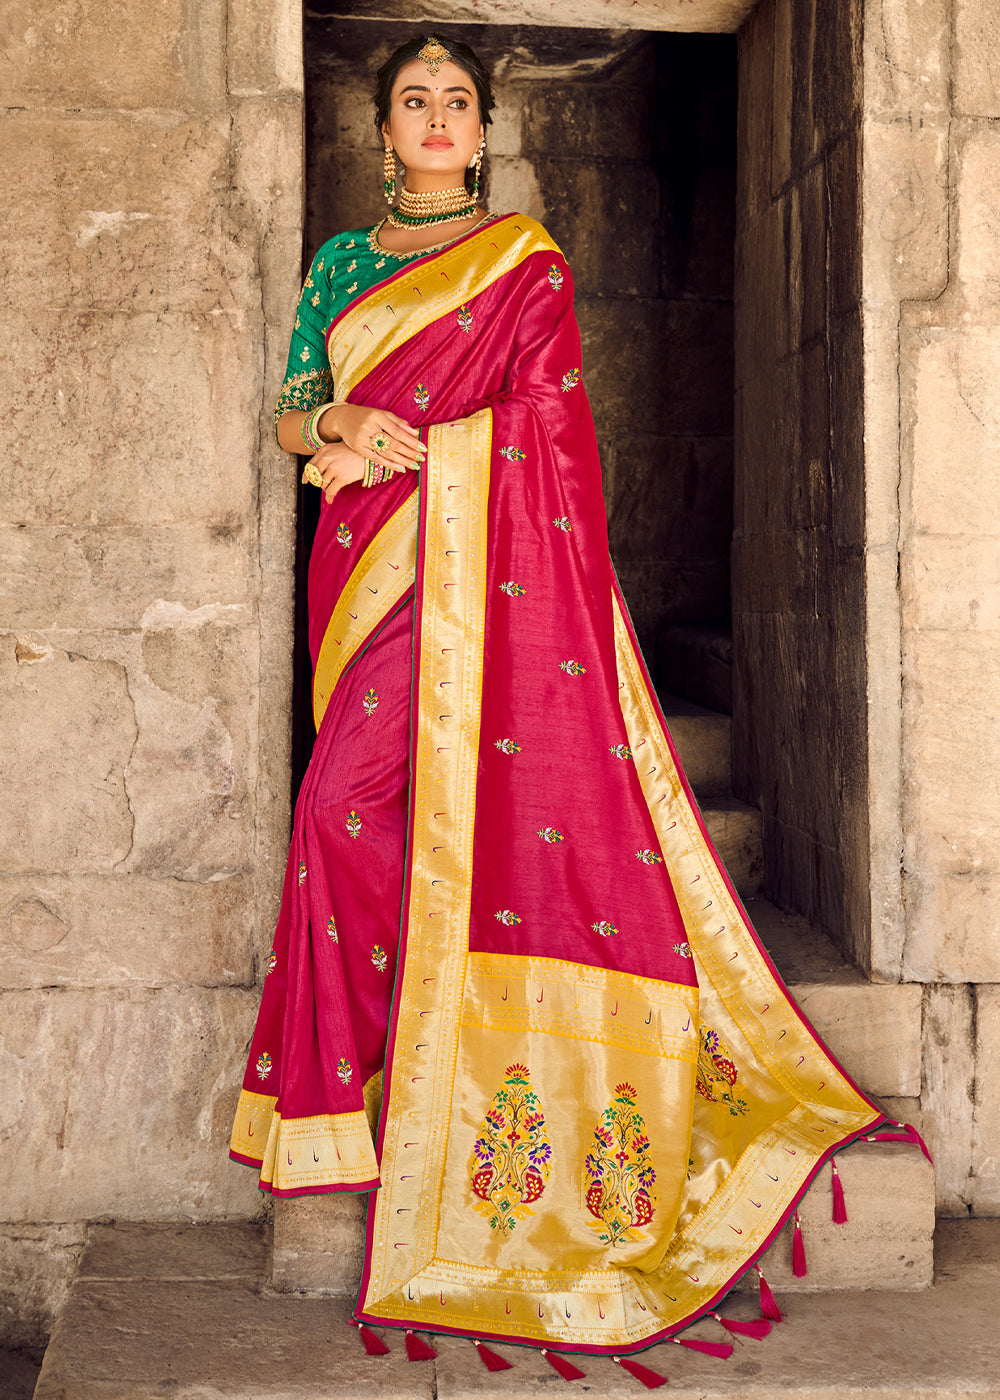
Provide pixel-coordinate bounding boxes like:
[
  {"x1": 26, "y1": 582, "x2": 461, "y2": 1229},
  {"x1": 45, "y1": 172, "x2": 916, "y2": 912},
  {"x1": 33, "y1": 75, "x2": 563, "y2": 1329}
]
[
  {"x1": 591, "y1": 920, "x2": 619, "y2": 938},
  {"x1": 499, "y1": 581, "x2": 526, "y2": 597},
  {"x1": 560, "y1": 368, "x2": 581, "y2": 392},
  {"x1": 494, "y1": 738, "x2": 522, "y2": 754},
  {"x1": 547, "y1": 263, "x2": 564, "y2": 291},
  {"x1": 371, "y1": 945, "x2": 388, "y2": 973},
  {"x1": 609, "y1": 744, "x2": 633, "y2": 760},
  {"x1": 327, "y1": 916, "x2": 338, "y2": 943},
  {"x1": 696, "y1": 1024, "x2": 749, "y2": 1116},
  {"x1": 256, "y1": 1051, "x2": 273, "y2": 1081},
  {"x1": 584, "y1": 1081, "x2": 657, "y2": 1246},
  {"x1": 673, "y1": 942, "x2": 693, "y2": 959},
  {"x1": 470, "y1": 1063, "x2": 553, "y2": 1237},
  {"x1": 635, "y1": 849, "x2": 664, "y2": 865},
  {"x1": 457, "y1": 304, "x2": 473, "y2": 333},
  {"x1": 414, "y1": 383, "x2": 430, "y2": 411},
  {"x1": 538, "y1": 827, "x2": 565, "y2": 844},
  {"x1": 266, "y1": 948, "x2": 277, "y2": 974},
  {"x1": 336, "y1": 522, "x2": 352, "y2": 549},
  {"x1": 552, "y1": 516, "x2": 572, "y2": 532},
  {"x1": 346, "y1": 810, "x2": 362, "y2": 840},
  {"x1": 560, "y1": 659, "x2": 586, "y2": 675},
  {"x1": 362, "y1": 688, "x2": 379, "y2": 718},
  {"x1": 298, "y1": 861, "x2": 307, "y2": 885},
  {"x1": 499, "y1": 445, "x2": 526, "y2": 461},
  {"x1": 495, "y1": 909, "x2": 522, "y2": 926},
  {"x1": 337, "y1": 1057, "x2": 353, "y2": 1086}
]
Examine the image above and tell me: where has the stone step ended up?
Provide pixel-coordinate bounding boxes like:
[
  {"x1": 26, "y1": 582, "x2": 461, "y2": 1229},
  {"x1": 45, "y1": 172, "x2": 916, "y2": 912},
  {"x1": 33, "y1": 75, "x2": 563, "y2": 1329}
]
[
  {"x1": 702, "y1": 795, "x2": 763, "y2": 894},
  {"x1": 658, "y1": 691, "x2": 732, "y2": 796},
  {"x1": 34, "y1": 1220, "x2": 997, "y2": 1400},
  {"x1": 656, "y1": 623, "x2": 733, "y2": 714}
]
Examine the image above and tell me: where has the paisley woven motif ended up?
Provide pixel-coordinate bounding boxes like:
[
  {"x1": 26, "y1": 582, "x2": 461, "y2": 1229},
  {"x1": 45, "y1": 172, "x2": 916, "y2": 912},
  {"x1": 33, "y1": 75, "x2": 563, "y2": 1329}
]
[
  {"x1": 583, "y1": 1081, "x2": 657, "y2": 1246},
  {"x1": 470, "y1": 1063, "x2": 552, "y2": 1237}
]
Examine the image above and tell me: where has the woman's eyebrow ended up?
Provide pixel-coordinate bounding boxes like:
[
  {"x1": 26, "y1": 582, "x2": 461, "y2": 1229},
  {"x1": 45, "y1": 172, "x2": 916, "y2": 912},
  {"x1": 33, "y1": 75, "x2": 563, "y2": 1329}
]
[{"x1": 399, "y1": 83, "x2": 473, "y2": 96}]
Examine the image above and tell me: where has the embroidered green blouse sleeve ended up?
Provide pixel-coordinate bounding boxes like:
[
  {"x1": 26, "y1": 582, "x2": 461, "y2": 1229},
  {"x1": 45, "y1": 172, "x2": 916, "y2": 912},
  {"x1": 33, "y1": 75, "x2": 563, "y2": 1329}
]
[{"x1": 273, "y1": 244, "x2": 335, "y2": 436}]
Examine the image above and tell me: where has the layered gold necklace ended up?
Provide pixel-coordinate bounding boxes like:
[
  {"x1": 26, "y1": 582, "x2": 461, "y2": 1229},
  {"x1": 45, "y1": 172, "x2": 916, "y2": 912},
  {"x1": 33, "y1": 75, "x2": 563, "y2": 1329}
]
[{"x1": 386, "y1": 184, "x2": 477, "y2": 230}]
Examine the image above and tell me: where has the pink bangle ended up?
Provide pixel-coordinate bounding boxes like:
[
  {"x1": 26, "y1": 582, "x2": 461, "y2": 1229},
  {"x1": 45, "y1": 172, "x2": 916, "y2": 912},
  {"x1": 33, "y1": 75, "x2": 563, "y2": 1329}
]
[{"x1": 301, "y1": 401, "x2": 334, "y2": 453}]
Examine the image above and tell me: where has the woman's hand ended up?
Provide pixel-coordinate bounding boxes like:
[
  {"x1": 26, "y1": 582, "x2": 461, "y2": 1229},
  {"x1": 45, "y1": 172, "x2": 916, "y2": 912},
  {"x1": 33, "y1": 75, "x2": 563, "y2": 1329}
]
[
  {"x1": 305, "y1": 441, "x2": 369, "y2": 503},
  {"x1": 323, "y1": 402, "x2": 426, "y2": 473}
]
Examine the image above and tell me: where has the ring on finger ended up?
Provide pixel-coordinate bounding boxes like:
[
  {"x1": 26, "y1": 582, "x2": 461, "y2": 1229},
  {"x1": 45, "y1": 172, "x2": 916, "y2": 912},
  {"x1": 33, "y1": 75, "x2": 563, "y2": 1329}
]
[
  {"x1": 301, "y1": 460, "x2": 324, "y2": 488},
  {"x1": 370, "y1": 431, "x2": 392, "y2": 454}
]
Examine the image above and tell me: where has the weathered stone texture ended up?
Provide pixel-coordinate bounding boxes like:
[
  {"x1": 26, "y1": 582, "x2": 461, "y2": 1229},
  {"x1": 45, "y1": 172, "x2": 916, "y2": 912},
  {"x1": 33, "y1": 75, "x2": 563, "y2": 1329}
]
[
  {"x1": 970, "y1": 985, "x2": 1000, "y2": 1214},
  {"x1": 0, "y1": 1223, "x2": 86, "y2": 1350},
  {"x1": 921, "y1": 985, "x2": 975, "y2": 1215},
  {"x1": 954, "y1": 0, "x2": 1000, "y2": 117},
  {"x1": 272, "y1": 1195, "x2": 365, "y2": 1295}
]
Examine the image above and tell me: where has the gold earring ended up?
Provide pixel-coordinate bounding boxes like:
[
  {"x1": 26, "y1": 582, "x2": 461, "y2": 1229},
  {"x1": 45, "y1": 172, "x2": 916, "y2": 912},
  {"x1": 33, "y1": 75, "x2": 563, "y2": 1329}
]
[
  {"x1": 383, "y1": 145, "x2": 397, "y2": 204},
  {"x1": 471, "y1": 139, "x2": 485, "y2": 201}
]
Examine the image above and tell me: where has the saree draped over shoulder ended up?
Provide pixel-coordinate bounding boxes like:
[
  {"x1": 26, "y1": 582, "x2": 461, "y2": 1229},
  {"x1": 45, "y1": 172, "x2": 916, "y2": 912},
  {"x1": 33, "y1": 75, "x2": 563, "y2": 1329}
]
[{"x1": 231, "y1": 214, "x2": 887, "y2": 1354}]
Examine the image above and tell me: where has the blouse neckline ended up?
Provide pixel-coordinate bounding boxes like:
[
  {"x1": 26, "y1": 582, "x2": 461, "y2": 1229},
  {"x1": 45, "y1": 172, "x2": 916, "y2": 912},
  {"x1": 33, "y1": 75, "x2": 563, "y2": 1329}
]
[{"x1": 367, "y1": 211, "x2": 501, "y2": 262}]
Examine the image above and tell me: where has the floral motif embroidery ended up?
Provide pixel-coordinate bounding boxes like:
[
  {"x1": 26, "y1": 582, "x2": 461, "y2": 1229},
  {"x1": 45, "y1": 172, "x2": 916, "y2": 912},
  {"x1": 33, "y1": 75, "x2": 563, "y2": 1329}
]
[
  {"x1": 635, "y1": 849, "x2": 663, "y2": 865},
  {"x1": 548, "y1": 264, "x2": 564, "y2": 291},
  {"x1": 414, "y1": 383, "x2": 430, "y2": 411},
  {"x1": 299, "y1": 348, "x2": 311, "y2": 362},
  {"x1": 673, "y1": 942, "x2": 693, "y2": 959},
  {"x1": 347, "y1": 282, "x2": 358, "y2": 293},
  {"x1": 538, "y1": 827, "x2": 564, "y2": 844},
  {"x1": 470, "y1": 1063, "x2": 552, "y2": 1236},
  {"x1": 256, "y1": 1052, "x2": 273, "y2": 1080},
  {"x1": 609, "y1": 744, "x2": 632, "y2": 760},
  {"x1": 311, "y1": 292, "x2": 320, "y2": 307},
  {"x1": 591, "y1": 920, "x2": 619, "y2": 938},
  {"x1": 337, "y1": 1057, "x2": 353, "y2": 1086},
  {"x1": 266, "y1": 948, "x2": 277, "y2": 974},
  {"x1": 495, "y1": 909, "x2": 522, "y2": 926},
  {"x1": 553, "y1": 516, "x2": 572, "y2": 532},
  {"x1": 495, "y1": 738, "x2": 522, "y2": 755},
  {"x1": 304, "y1": 275, "x2": 314, "y2": 289},
  {"x1": 561, "y1": 368, "x2": 581, "y2": 392},
  {"x1": 363, "y1": 688, "x2": 379, "y2": 718},
  {"x1": 346, "y1": 238, "x2": 356, "y2": 248},
  {"x1": 376, "y1": 257, "x2": 386, "y2": 269},
  {"x1": 371, "y1": 945, "x2": 388, "y2": 973},
  {"x1": 696, "y1": 1025, "x2": 749, "y2": 1116},
  {"x1": 499, "y1": 581, "x2": 526, "y2": 597},
  {"x1": 457, "y1": 304, "x2": 473, "y2": 333},
  {"x1": 347, "y1": 259, "x2": 357, "y2": 272},
  {"x1": 346, "y1": 811, "x2": 362, "y2": 840},
  {"x1": 327, "y1": 917, "x2": 338, "y2": 943},
  {"x1": 298, "y1": 862, "x2": 307, "y2": 885},
  {"x1": 584, "y1": 1081, "x2": 656, "y2": 1245},
  {"x1": 294, "y1": 316, "x2": 301, "y2": 330},
  {"x1": 499, "y1": 446, "x2": 526, "y2": 461},
  {"x1": 336, "y1": 523, "x2": 352, "y2": 548},
  {"x1": 560, "y1": 659, "x2": 586, "y2": 675},
  {"x1": 317, "y1": 258, "x2": 325, "y2": 272},
  {"x1": 273, "y1": 368, "x2": 334, "y2": 430}
]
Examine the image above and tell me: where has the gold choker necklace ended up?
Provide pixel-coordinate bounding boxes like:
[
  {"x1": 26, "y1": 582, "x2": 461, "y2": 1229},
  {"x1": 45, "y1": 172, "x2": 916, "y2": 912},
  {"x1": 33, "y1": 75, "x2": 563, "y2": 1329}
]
[{"x1": 387, "y1": 184, "x2": 477, "y2": 230}]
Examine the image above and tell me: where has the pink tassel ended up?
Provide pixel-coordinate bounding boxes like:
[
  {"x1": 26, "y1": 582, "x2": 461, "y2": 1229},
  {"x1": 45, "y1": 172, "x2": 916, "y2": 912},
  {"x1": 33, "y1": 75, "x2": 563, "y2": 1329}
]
[
  {"x1": 831, "y1": 1160, "x2": 848, "y2": 1223},
  {"x1": 896, "y1": 1121, "x2": 934, "y2": 1163},
  {"x1": 672, "y1": 1336, "x2": 734, "y2": 1359},
  {"x1": 864, "y1": 1124, "x2": 933, "y2": 1163},
  {"x1": 352, "y1": 1321, "x2": 390, "y2": 1355},
  {"x1": 474, "y1": 1339, "x2": 513, "y2": 1372},
  {"x1": 405, "y1": 1330, "x2": 436, "y2": 1361},
  {"x1": 711, "y1": 1312, "x2": 772, "y2": 1340},
  {"x1": 613, "y1": 1355, "x2": 669, "y2": 1389},
  {"x1": 541, "y1": 1348, "x2": 586, "y2": 1381},
  {"x1": 791, "y1": 1211, "x2": 808, "y2": 1277},
  {"x1": 755, "y1": 1264, "x2": 783, "y2": 1322}
]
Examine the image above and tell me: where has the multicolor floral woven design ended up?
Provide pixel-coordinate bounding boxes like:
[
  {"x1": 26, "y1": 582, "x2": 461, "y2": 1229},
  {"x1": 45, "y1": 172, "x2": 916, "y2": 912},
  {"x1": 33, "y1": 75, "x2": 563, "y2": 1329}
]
[
  {"x1": 256, "y1": 1052, "x2": 273, "y2": 1081},
  {"x1": 336, "y1": 523, "x2": 352, "y2": 548},
  {"x1": 537, "y1": 827, "x2": 564, "y2": 844},
  {"x1": 560, "y1": 659, "x2": 586, "y2": 675},
  {"x1": 371, "y1": 945, "x2": 388, "y2": 972},
  {"x1": 591, "y1": 920, "x2": 619, "y2": 938},
  {"x1": 346, "y1": 811, "x2": 362, "y2": 840},
  {"x1": 695, "y1": 1024, "x2": 749, "y2": 1116},
  {"x1": 635, "y1": 849, "x2": 664, "y2": 866},
  {"x1": 609, "y1": 744, "x2": 632, "y2": 760},
  {"x1": 499, "y1": 581, "x2": 526, "y2": 597},
  {"x1": 494, "y1": 738, "x2": 522, "y2": 754},
  {"x1": 560, "y1": 368, "x2": 581, "y2": 392},
  {"x1": 470, "y1": 1063, "x2": 552, "y2": 1237},
  {"x1": 457, "y1": 304, "x2": 473, "y2": 333},
  {"x1": 337, "y1": 1057, "x2": 353, "y2": 1086},
  {"x1": 327, "y1": 917, "x2": 338, "y2": 943},
  {"x1": 499, "y1": 446, "x2": 526, "y2": 461},
  {"x1": 584, "y1": 1082, "x2": 657, "y2": 1246},
  {"x1": 547, "y1": 264, "x2": 564, "y2": 291},
  {"x1": 363, "y1": 688, "x2": 379, "y2": 718},
  {"x1": 414, "y1": 383, "x2": 430, "y2": 410},
  {"x1": 494, "y1": 909, "x2": 522, "y2": 926}
]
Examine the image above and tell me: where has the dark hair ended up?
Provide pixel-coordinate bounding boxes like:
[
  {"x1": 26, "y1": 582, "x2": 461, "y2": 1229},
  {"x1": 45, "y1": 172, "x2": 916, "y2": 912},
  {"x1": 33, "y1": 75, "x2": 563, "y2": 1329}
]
[{"x1": 374, "y1": 36, "x2": 495, "y2": 194}]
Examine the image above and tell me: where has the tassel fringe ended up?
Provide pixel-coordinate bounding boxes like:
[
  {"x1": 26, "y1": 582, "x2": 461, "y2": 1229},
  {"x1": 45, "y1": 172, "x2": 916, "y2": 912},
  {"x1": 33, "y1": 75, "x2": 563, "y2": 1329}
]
[
  {"x1": 614, "y1": 1355, "x2": 669, "y2": 1389},
  {"x1": 352, "y1": 1321, "x2": 390, "y2": 1356},
  {"x1": 541, "y1": 1348, "x2": 586, "y2": 1381},
  {"x1": 711, "y1": 1312, "x2": 772, "y2": 1340},
  {"x1": 831, "y1": 1159, "x2": 848, "y2": 1223},
  {"x1": 474, "y1": 1339, "x2": 513, "y2": 1372},
  {"x1": 792, "y1": 1211, "x2": 808, "y2": 1277},
  {"x1": 755, "y1": 1264, "x2": 783, "y2": 1322},
  {"x1": 672, "y1": 1336, "x2": 734, "y2": 1359},
  {"x1": 405, "y1": 1330, "x2": 437, "y2": 1361}
]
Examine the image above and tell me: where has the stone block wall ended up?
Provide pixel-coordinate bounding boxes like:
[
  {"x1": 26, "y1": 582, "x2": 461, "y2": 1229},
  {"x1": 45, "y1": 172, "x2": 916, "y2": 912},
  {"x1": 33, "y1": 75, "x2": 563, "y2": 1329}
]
[{"x1": 0, "y1": 0, "x2": 303, "y2": 1346}]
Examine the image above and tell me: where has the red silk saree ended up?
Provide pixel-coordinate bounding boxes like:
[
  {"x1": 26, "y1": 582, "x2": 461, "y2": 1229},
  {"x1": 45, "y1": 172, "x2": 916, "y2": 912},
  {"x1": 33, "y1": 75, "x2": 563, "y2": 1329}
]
[{"x1": 231, "y1": 213, "x2": 888, "y2": 1354}]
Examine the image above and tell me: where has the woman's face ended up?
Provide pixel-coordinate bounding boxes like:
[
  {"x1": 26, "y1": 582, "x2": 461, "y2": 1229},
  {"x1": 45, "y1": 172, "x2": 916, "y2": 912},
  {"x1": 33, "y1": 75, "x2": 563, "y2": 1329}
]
[{"x1": 381, "y1": 57, "x2": 484, "y2": 188}]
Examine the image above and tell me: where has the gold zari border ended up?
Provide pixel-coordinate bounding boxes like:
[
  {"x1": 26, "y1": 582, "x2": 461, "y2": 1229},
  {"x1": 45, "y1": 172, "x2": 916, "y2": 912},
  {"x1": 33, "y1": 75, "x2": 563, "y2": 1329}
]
[{"x1": 230, "y1": 1088, "x2": 377, "y2": 1192}]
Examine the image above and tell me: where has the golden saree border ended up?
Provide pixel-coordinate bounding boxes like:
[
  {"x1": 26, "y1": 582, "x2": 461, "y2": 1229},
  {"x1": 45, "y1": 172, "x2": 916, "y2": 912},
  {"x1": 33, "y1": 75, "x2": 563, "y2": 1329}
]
[
  {"x1": 229, "y1": 1088, "x2": 378, "y2": 1193},
  {"x1": 312, "y1": 494, "x2": 418, "y2": 730},
  {"x1": 328, "y1": 216, "x2": 560, "y2": 401}
]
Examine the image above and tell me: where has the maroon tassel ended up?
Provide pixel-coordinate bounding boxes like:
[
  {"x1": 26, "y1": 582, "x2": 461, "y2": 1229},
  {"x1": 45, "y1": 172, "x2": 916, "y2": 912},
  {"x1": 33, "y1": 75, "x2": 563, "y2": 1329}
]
[
  {"x1": 672, "y1": 1336, "x2": 734, "y2": 1359},
  {"x1": 405, "y1": 1330, "x2": 437, "y2": 1361},
  {"x1": 830, "y1": 1160, "x2": 848, "y2": 1223},
  {"x1": 352, "y1": 1321, "x2": 390, "y2": 1356},
  {"x1": 711, "y1": 1312, "x2": 772, "y2": 1340},
  {"x1": 755, "y1": 1264, "x2": 783, "y2": 1322},
  {"x1": 474, "y1": 1339, "x2": 513, "y2": 1372},
  {"x1": 791, "y1": 1211, "x2": 808, "y2": 1277},
  {"x1": 541, "y1": 1348, "x2": 586, "y2": 1381},
  {"x1": 613, "y1": 1355, "x2": 668, "y2": 1389}
]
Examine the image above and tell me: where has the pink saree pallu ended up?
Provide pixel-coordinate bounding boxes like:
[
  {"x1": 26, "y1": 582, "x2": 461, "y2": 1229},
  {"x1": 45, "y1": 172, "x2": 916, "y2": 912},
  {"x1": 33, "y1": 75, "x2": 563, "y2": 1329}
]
[{"x1": 232, "y1": 215, "x2": 889, "y2": 1355}]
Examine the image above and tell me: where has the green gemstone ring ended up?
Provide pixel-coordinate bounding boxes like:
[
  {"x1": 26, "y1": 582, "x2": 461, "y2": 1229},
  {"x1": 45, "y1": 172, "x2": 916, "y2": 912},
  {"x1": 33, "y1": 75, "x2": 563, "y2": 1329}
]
[{"x1": 370, "y1": 432, "x2": 391, "y2": 454}]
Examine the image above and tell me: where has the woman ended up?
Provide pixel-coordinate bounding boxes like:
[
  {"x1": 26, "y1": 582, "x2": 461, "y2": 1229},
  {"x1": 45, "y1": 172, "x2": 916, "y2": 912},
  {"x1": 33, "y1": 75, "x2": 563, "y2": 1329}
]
[{"x1": 231, "y1": 34, "x2": 895, "y2": 1369}]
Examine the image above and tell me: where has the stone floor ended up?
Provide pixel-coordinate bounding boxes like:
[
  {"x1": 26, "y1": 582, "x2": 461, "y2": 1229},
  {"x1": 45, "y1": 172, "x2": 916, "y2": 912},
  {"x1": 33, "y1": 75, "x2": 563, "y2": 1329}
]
[
  {"x1": 29, "y1": 1218, "x2": 1000, "y2": 1398},
  {"x1": 0, "y1": 1348, "x2": 43, "y2": 1400}
]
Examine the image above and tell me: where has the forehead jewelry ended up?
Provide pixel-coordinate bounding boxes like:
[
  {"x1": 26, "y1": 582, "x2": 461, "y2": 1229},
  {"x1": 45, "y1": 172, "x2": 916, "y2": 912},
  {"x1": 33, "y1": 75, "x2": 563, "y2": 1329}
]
[{"x1": 417, "y1": 37, "x2": 451, "y2": 74}]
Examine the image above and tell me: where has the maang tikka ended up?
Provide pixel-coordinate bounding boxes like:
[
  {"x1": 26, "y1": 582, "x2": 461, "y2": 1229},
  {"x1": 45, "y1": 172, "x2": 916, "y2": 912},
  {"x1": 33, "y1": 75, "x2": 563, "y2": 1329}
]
[{"x1": 416, "y1": 37, "x2": 451, "y2": 74}]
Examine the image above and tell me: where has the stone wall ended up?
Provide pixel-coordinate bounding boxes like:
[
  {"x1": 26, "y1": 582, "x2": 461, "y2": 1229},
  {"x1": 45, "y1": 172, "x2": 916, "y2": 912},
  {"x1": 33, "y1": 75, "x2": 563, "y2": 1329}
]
[{"x1": 0, "y1": 0, "x2": 303, "y2": 1346}]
